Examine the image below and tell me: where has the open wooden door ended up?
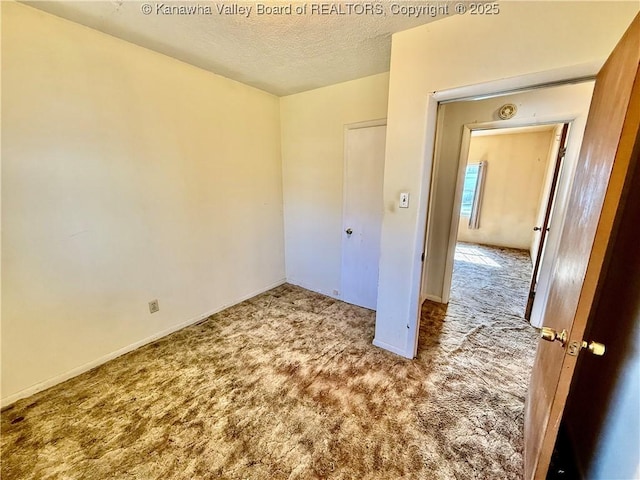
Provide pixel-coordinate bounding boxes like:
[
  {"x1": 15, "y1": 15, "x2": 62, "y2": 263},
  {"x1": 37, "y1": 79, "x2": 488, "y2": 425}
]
[{"x1": 524, "y1": 14, "x2": 640, "y2": 480}]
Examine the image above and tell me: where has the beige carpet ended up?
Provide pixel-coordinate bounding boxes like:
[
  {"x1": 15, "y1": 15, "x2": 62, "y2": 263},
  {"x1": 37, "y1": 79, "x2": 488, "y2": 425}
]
[{"x1": 1, "y1": 243, "x2": 538, "y2": 479}]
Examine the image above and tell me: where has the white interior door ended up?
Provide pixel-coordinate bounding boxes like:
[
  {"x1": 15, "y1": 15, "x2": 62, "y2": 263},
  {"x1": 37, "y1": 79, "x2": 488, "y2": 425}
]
[
  {"x1": 529, "y1": 126, "x2": 579, "y2": 327},
  {"x1": 341, "y1": 124, "x2": 386, "y2": 310}
]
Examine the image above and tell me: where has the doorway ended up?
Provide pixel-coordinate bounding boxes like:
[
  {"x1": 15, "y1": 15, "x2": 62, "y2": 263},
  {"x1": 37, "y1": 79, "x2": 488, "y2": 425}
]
[
  {"x1": 341, "y1": 122, "x2": 386, "y2": 310},
  {"x1": 413, "y1": 80, "x2": 595, "y2": 480},
  {"x1": 450, "y1": 124, "x2": 567, "y2": 318},
  {"x1": 419, "y1": 82, "x2": 596, "y2": 323}
]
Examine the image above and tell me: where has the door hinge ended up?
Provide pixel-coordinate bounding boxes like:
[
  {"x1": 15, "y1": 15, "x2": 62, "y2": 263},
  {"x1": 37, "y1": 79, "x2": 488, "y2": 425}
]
[
  {"x1": 421, "y1": 252, "x2": 425, "y2": 262},
  {"x1": 559, "y1": 147, "x2": 567, "y2": 158}
]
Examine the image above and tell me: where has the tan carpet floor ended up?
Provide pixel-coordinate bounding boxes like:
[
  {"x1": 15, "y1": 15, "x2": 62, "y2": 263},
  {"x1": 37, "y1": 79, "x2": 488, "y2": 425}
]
[{"x1": 1, "y1": 243, "x2": 538, "y2": 479}]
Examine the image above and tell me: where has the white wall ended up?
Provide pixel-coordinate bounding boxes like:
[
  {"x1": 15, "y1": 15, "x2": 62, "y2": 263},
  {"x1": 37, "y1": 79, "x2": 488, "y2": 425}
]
[
  {"x1": 375, "y1": 2, "x2": 639, "y2": 357},
  {"x1": 280, "y1": 74, "x2": 389, "y2": 298},
  {"x1": 1, "y1": 3, "x2": 285, "y2": 404},
  {"x1": 457, "y1": 130, "x2": 555, "y2": 250}
]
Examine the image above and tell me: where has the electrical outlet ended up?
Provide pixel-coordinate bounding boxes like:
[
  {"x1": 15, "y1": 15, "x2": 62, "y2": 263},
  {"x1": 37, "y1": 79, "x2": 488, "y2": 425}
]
[{"x1": 149, "y1": 299, "x2": 159, "y2": 314}]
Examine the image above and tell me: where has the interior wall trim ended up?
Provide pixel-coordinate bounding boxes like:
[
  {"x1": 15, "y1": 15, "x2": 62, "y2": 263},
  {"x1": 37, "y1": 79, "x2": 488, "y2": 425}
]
[{"x1": 433, "y1": 61, "x2": 601, "y2": 104}]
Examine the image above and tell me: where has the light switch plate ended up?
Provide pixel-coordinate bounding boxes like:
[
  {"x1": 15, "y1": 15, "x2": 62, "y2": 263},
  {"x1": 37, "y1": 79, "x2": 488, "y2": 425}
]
[{"x1": 399, "y1": 192, "x2": 410, "y2": 208}]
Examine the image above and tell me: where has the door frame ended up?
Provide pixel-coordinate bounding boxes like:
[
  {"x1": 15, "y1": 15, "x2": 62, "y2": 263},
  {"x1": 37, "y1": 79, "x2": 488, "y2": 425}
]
[
  {"x1": 340, "y1": 118, "x2": 386, "y2": 305},
  {"x1": 525, "y1": 123, "x2": 570, "y2": 321},
  {"x1": 408, "y1": 62, "x2": 601, "y2": 358},
  {"x1": 440, "y1": 118, "x2": 576, "y2": 305}
]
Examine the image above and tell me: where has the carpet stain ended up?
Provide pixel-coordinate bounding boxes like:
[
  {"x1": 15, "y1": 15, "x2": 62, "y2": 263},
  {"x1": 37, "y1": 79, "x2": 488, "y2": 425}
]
[{"x1": 1, "y1": 243, "x2": 538, "y2": 479}]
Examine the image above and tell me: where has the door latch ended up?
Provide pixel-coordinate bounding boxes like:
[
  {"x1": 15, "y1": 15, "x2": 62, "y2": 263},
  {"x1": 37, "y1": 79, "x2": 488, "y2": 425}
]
[{"x1": 568, "y1": 340, "x2": 606, "y2": 357}]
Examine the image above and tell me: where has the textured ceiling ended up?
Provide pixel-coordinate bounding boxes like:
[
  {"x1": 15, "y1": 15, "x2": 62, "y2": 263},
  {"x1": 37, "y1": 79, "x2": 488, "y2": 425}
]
[{"x1": 24, "y1": 1, "x2": 450, "y2": 96}]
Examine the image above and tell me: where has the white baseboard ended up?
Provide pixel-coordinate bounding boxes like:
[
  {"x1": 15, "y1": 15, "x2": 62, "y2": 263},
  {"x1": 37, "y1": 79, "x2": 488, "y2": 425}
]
[
  {"x1": 424, "y1": 294, "x2": 443, "y2": 303},
  {"x1": 372, "y1": 338, "x2": 413, "y2": 359},
  {"x1": 1, "y1": 278, "x2": 287, "y2": 408},
  {"x1": 285, "y1": 278, "x2": 341, "y2": 300}
]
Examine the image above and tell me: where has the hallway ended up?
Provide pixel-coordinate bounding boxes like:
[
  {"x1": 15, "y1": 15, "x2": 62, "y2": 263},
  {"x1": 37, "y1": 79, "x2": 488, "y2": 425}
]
[
  {"x1": 451, "y1": 242, "x2": 533, "y2": 317},
  {"x1": 418, "y1": 242, "x2": 538, "y2": 476}
]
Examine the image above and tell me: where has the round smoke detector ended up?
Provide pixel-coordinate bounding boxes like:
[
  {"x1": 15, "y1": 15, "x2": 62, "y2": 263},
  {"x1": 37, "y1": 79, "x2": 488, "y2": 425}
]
[{"x1": 498, "y1": 103, "x2": 518, "y2": 120}]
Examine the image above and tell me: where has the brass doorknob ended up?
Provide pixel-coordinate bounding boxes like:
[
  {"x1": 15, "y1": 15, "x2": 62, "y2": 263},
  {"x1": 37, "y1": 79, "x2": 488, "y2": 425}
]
[
  {"x1": 345, "y1": 228, "x2": 353, "y2": 235},
  {"x1": 541, "y1": 327, "x2": 568, "y2": 346},
  {"x1": 581, "y1": 340, "x2": 606, "y2": 356}
]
